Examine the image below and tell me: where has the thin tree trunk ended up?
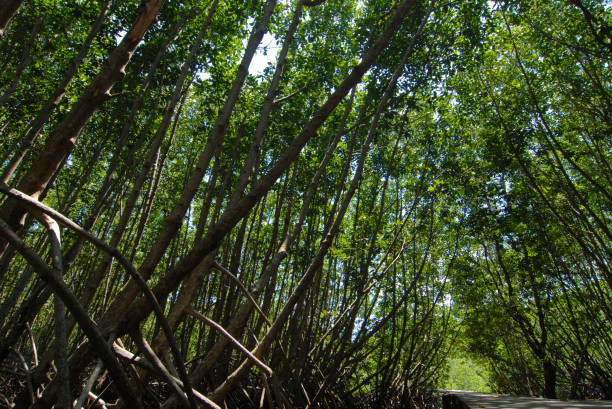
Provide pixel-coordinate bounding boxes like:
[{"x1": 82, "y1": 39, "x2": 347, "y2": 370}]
[
  {"x1": 0, "y1": 0, "x2": 24, "y2": 37},
  {"x1": 1, "y1": 0, "x2": 112, "y2": 183},
  {"x1": 183, "y1": 92, "x2": 352, "y2": 394},
  {"x1": 120, "y1": 0, "x2": 419, "y2": 331},
  {"x1": 72, "y1": 80, "x2": 177, "y2": 325},
  {"x1": 128, "y1": 94, "x2": 184, "y2": 261},
  {"x1": 208, "y1": 5, "x2": 423, "y2": 397},
  {"x1": 209, "y1": 105, "x2": 376, "y2": 404},
  {"x1": 0, "y1": 0, "x2": 166, "y2": 253},
  {"x1": 30, "y1": 3, "x2": 418, "y2": 405},
  {"x1": 0, "y1": 218, "x2": 144, "y2": 409},
  {"x1": 0, "y1": 12, "x2": 43, "y2": 110},
  {"x1": 178, "y1": 0, "x2": 309, "y2": 366},
  {"x1": 103, "y1": 0, "x2": 278, "y2": 318}
]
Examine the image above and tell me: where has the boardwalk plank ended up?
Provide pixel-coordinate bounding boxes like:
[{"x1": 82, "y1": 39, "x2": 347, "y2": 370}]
[{"x1": 443, "y1": 391, "x2": 612, "y2": 409}]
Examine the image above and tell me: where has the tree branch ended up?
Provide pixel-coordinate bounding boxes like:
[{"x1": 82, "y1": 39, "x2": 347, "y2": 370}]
[
  {"x1": 0, "y1": 182, "x2": 197, "y2": 408},
  {"x1": 0, "y1": 217, "x2": 143, "y2": 409},
  {"x1": 185, "y1": 305, "x2": 273, "y2": 376}
]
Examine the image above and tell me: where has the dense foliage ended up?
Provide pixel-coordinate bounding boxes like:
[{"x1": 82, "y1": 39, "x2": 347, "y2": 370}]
[{"x1": 0, "y1": 0, "x2": 609, "y2": 408}]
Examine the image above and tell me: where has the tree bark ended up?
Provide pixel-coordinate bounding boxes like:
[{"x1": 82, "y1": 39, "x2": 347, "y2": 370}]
[
  {"x1": 102, "y1": 0, "x2": 278, "y2": 320},
  {"x1": 27, "y1": 1, "x2": 418, "y2": 405},
  {"x1": 74, "y1": 0, "x2": 215, "y2": 318},
  {"x1": 1, "y1": 0, "x2": 112, "y2": 184},
  {"x1": 0, "y1": 0, "x2": 24, "y2": 37},
  {"x1": 543, "y1": 359, "x2": 557, "y2": 399},
  {"x1": 0, "y1": 12, "x2": 43, "y2": 110},
  {"x1": 0, "y1": 218, "x2": 143, "y2": 409},
  {"x1": 0, "y1": 0, "x2": 166, "y2": 253},
  {"x1": 118, "y1": 0, "x2": 419, "y2": 330}
]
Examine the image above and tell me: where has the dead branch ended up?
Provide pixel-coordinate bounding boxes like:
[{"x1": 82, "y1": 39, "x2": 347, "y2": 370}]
[
  {"x1": 74, "y1": 359, "x2": 103, "y2": 409},
  {"x1": 211, "y1": 261, "x2": 271, "y2": 326},
  {"x1": 0, "y1": 183, "x2": 196, "y2": 408},
  {"x1": 11, "y1": 348, "x2": 34, "y2": 405},
  {"x1": 185, "y1": 305, "x2": 273, "y2": 376},
  {"x1": 272, "y1": 85, "x2": 308, "y2": 105},
  {"x1": 0, "y1": 217, "x2": 143, "y2": 409},
  {"x1": 112, "y1": 343, "x2": 221, "y2": 409},
  {"x1": 131, "y1": 329, "x2": 192, "y2": 409}
]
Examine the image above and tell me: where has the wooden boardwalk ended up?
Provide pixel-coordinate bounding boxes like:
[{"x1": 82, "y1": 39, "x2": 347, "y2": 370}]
[{"x1": 442, "y1": 391, "x2": 612, "y2": 409}]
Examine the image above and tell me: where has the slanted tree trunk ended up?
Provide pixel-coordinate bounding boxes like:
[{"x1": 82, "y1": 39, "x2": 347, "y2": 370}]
[
  {"x1": 28, "y1": 1, "x2": 419, "y2": 406},
  {"x1": 0, "y1": 12, "x2": 43, "y2": 110},
  {"x1": 0, "y1": 0, "x2": 24, "y2": 37},
  {"x1": 0, "y1": 0, "x2": 166, "y2": 253},
  {"x1": 122, "y1": 0, "x2": 420, "y2": 324},
  {"x1": 161, "y1": 0, "x2": 306, "y2": 376},
  {"x1": 75, "y1": 0, "x2": 216, "y2": 320},
  {"x1": 1, "y1": 0, "x2": 112, "y2": 183},
  {"x1": 102, "y1": 0, "x2": 278, "y2": 319}
]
